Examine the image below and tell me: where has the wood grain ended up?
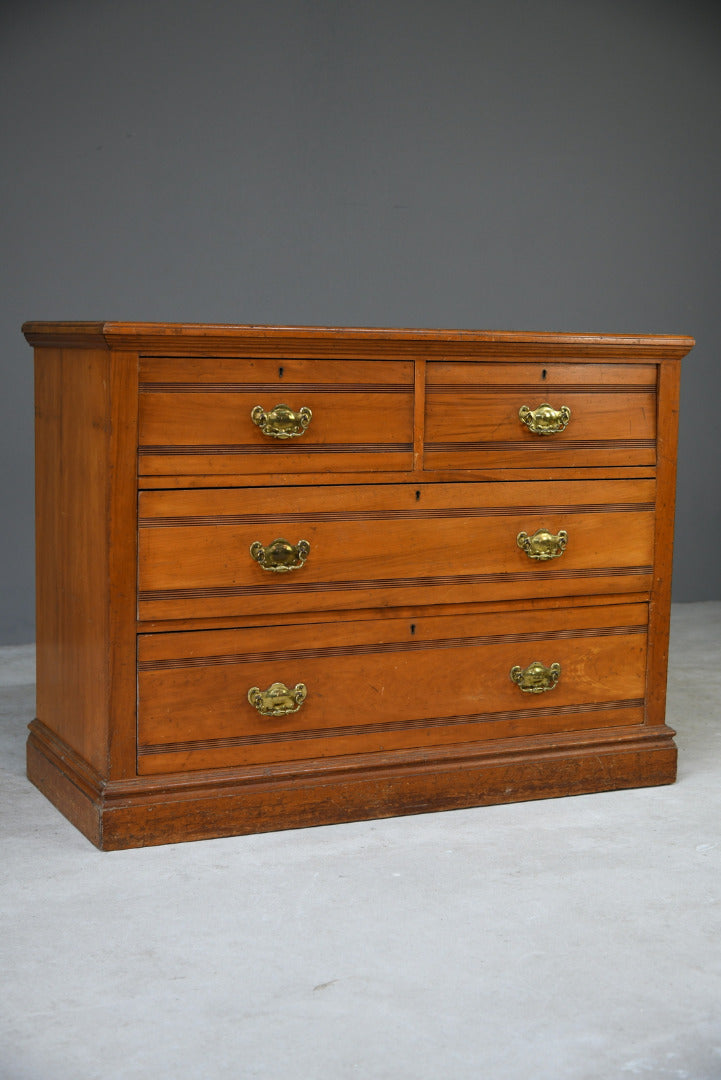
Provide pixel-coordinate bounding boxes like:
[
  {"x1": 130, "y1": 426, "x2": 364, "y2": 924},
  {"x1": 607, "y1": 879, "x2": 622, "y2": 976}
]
[
  {"x1": 25, "y1": 322, "x2": 693, "y2": 848},
  {"x1": 28, "y1": 717, "x2": 677, "y2": 849},
  {"x1": 34, "y1": 345, "x2": 139, "y2": 779},
  {"x1": 34, "y1": 347, "x2": 112, "y2": 774},
  {"x1": 137, "y1": 603, "x2": 648, "y2": 772},
  {"x1": 139, "y1": 357, "x2": 414, "y2": 476},
  {"x1": 646, "y1": 359, "x2": 682, "y2": 725},
  {"x1": 138, "y1": 479, "x2": 655, "y2": 620},
  {"x1": 23, "y1": 321, "x2": 695, "y2": 361},
  {"x1": 426, "y1": 395, "x2": 656, "y2": 471}
]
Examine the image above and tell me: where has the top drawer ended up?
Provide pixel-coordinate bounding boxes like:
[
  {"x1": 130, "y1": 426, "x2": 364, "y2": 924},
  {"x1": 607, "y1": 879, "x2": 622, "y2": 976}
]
[
  {"x1": 424, "y1": 362, "x2": 657, "y2": 470},
  {"x1": 138, "y1": 357, "x2": 414, "y2": 476}
]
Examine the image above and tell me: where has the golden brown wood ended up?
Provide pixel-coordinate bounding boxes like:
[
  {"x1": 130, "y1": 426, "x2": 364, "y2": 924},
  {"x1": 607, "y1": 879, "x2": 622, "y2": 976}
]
[
  {"x1": 412, "y1": 357, "x2": 426, "y2": 471},
  {"x1": 646, "y1": 359, "x2": 683, "y2": 725},
  {"x1": 137, "y1": 602, "x2": 648, "y2": 773},
  {"x1": 34, "y1": 347, "x2": 112, "y2": 774},
  {"x1": 136, "y1": 590, "x2": 654, "y2": 636},
  {"x1": 23, "y1": 321, "x2": 695, "y2": 360},
  {"x1": 24, "y1": 322, "x2": 693, "y2": 849},
  {"x1": 137, "y1": 479, "x2": 655, "y2": 620},
  {"x1": 27, "y1": 722, "x2": 104, "y2": 847},
  {"x1": 136, "y1": 465, "x2": 658, "y2": 489},
  {"x1": 34, "y1": 345, "x2": 139, "y2": 781},
  {"x1": 138, "y1": 357, "x2": 414, "y2": 476},
  {"x1": 425, "y1": 362, "x2": 657, "y2": 471},
  {"x1": 426, "y1": 361, "x2": 658, "y2": 385},
  {"x1": 27, "y1": 716, "x2": 678, "y2": 850}
]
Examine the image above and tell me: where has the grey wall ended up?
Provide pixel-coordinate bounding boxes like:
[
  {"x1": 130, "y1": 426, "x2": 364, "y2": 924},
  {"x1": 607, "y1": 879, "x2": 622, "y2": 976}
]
[{"x1": 1, "y1": 0, "x2": 720, "y2": 642}]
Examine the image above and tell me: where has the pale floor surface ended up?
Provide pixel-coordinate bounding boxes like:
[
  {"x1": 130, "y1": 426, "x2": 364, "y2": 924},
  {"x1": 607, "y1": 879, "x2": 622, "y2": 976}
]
[{"x1": 1, "y1": 603, "x2": 720, "y2": 1080}]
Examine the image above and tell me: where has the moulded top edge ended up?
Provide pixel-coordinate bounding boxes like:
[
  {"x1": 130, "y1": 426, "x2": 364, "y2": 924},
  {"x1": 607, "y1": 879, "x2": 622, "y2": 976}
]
[{"x1": 21, "y1": 321, "x2": 695, "y2": 359}]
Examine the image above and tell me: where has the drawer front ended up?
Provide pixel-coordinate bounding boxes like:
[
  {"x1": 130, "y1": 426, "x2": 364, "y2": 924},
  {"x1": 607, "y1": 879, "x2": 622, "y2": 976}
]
[
  {"x1": 425, "y1": 362, "x2": 657, "y2": 469},
  {"x1": 138, "y1": 479, "x2": 656, "y2": 620},
  {"x1": 137, "y1": 602, "x2": 649, "y2": 774},
  {"x1": 138, "y1": 357, "x2": 414, "y2": 475}
]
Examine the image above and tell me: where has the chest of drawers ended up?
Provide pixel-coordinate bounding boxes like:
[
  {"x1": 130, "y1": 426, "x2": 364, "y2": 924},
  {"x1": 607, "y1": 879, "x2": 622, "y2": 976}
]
[{"x1": 24, "y1": 322, "x2": 694, "y2": 849}]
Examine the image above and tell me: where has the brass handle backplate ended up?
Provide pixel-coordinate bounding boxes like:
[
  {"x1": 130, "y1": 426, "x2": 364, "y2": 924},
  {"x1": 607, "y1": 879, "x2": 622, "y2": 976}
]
[
  {"x1": 518, "y1": 402, "x2": 571, "y2": 435},
  {"x1": 251, "y1": 403, "x2": 312, "y2": 439},
  {"x1": 517, "y1": 528, "x2": 568, "y2": 561},
  {"x1": 250, "y1": 538, "x2": 310, "y2": 573},
  {"x1": 510, "y1": 661, "x2": 561, "y2": 693},
  {"x1": 247, "y1": 682, "x2": 307, "y2": 716}
]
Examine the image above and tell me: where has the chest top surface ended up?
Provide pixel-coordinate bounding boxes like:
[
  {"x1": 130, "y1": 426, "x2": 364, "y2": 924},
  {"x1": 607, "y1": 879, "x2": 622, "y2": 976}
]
[{"x1": 22, "y1": 321, "x2": 694, "y2": 360}]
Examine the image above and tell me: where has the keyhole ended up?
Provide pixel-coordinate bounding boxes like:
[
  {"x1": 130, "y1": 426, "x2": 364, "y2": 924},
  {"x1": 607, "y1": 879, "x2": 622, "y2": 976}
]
[
  {"x1": 415, "y1": 490, "x2": 421, "y2": 501},
  {"x1": 278, "y1": 366, "x2": 284, "y2": 378},
  {"x1": 542, "y1": 369, "x2": 547, "y2": 380},
  {"x1": 410, "y1": 624, "x2": 416, "y2": 635}
]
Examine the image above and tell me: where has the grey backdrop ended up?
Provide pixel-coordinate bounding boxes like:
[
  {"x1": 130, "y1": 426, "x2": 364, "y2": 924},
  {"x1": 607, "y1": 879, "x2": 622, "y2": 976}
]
[{"x1": 1, "y1": 0, "x2": 720, "y2": 643}]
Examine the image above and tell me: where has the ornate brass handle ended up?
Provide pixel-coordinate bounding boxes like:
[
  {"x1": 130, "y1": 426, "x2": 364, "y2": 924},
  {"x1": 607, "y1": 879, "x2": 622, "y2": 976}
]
[
  {"x1": 517, "y1": 528, "x2": 568, "y2": 561},
  {"x1": 251, "y1": 403, "x2": 312, "y2": 439},
  {"x1": 247, "y1": 681, "x2": 307, "y2": 716},
  {"x1": 518, "y1": 402, "x2": 571, "y2": 435},
  {"x1": 510, "y1": 661, "x2": 561, "y2": 693},
  {"x1": 250, "y1": 537, "x2": 310, "y2": 573}
]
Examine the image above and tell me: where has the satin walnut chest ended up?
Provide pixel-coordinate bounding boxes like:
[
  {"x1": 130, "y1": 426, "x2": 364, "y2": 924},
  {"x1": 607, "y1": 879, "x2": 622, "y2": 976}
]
[{"x1": 24, "y1": 322, "x2": 693, "y2": 849}]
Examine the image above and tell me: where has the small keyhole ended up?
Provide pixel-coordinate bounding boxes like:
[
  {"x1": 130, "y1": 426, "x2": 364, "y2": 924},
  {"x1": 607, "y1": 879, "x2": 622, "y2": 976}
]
[
  {"x1": 415, "y1": 490, "x2": 421, "y2": 501},
  {"x1": 410, "y1": 624, "x2": 416, "y2": 635},
  {"x1": 278, "y1": 366, "x2": 284, "y2": 378},
  {"x1": 542, "y1": 369, "x2": 547, "y2": 380}
]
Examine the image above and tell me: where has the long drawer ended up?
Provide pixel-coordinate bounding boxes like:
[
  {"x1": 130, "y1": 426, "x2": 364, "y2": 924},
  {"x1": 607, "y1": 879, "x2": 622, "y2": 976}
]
[
  {"x1": 425, "y1": 362, "x2": 657, "y2": 469},
  {"x1": 138, "y1": 356, "x2": 414, "y2": 475},
  {"x1": 138, "y1": 479, "x2": 655, "y2": 620},
  {"x1": 137, "y1": 602, "x2": 649, "y2": 774}
]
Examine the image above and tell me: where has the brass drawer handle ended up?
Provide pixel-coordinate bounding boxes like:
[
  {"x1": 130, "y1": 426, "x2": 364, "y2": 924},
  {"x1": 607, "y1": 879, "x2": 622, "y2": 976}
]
[
  {"x1": 251, "y1": 403, "x2": 312, "y2": 439},
  {"x1": 517, "y1": 528, "x2": 568, "y2": 561},
  {"x1": 518, "y1": 402, "x2": 571, "y2": 435},
  {"x1": 250, "y1": 538, "x2": 310, "y2": 573},
  {"x1": 248, "y1": 681, "x2": 307, "y2": 716},
  {"x1": 510, "y1": 661, "x2": 561, "y2": 693}
]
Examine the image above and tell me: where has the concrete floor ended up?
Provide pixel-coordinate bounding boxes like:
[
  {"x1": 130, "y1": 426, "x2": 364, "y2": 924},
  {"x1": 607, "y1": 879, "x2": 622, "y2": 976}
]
[{"x1": 1, "y1": 602, "x2": 720, "y2": 1080}]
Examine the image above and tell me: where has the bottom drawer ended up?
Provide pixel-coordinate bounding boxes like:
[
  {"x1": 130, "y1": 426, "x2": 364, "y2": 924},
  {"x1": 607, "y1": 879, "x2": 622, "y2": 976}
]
[{"x1": 137, "y1": 602, "x2": 649, "y2": 774}]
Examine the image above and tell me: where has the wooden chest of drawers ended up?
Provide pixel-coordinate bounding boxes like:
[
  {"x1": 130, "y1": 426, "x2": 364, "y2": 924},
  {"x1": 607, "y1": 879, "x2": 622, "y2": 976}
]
[{"x1": 24, "y1": 322, "x2": 694, "y2": 849}]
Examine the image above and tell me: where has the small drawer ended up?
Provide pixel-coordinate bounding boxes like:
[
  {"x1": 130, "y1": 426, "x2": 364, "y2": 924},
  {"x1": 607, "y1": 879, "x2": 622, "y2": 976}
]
[
  {"x1": 138, "y1": 478, "x2": 656, "y2": 621},
  {"x1": 138, "y1": 356, "x2": 414, "y2": 476},
  {"x1": 137, "y1": 602, "x2": 649, "y2": 774},
  {"x1": 424, "y1": 362, "x2": 657, "y2": 470}
]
